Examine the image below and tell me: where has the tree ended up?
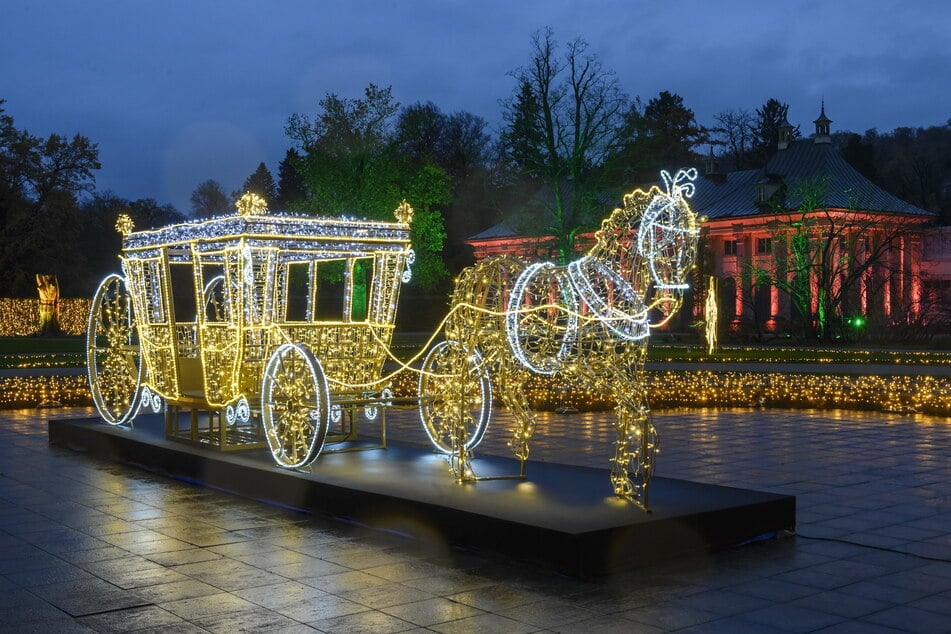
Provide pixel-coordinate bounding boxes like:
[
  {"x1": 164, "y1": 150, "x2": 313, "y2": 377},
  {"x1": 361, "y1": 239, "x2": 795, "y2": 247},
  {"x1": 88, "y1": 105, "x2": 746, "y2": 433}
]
[
  {"x1": 606, "y1": 91, "x2": 706, "y2": 186},
  {"x1": 242, "y1": 162, "x2": 277, "y2": 206},
  {"x1": 396, "y1": 102, "x2": 446, "y2": 167},
  {"x1": 711, "y1": 108, "x2": 755, "y2": 170},
  {"x1": 276, "y1": 148, "x2": 307, "y2": 210},
  {"x1": 286, "y1": 83, "x2": 402, "y2": 216},
  {"x1": 127, "y1": 197, "x2": 185, "y2": 229},
  {"x1": 747, "y1": 178, "x2": 919, "y2": 343},
  {"x1": 394, "y1": 102, "x2": 495, "y2": 261},
  {"x1": 0, "y1": 99, "x2": 100, "y2": 296},
  {"x1": 190, "y1": 179, "x2": 232, "y2": 217},
  {"x1": 874, "y1": 124, "x2": 951, "y2": 224},
  {"x1": 500, "y1": 28, "x2": 628, "y2": 263},
  {"x1": 286, "y1": 84, "x2": 451, "y2": 292},
  {"x1": 750, "y1": 98, "x2": 798, "y2": 166},
  {"x1": 80, "y1": 191, "x2": 131, "y2": 286}
]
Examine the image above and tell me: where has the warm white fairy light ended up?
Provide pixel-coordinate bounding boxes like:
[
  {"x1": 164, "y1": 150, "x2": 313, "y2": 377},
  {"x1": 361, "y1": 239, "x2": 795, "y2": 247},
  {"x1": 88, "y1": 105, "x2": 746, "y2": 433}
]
[
  {"x1": 427, "y1": 169, "x2": 701, "y2": 508},
  {"x1": 88, "y1": 199, "x2": 414, "y2": 464}
]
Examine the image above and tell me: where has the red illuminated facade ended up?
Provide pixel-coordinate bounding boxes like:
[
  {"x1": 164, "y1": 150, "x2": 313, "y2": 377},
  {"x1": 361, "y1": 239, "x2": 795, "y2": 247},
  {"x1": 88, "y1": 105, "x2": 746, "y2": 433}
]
[{"x1": 467, "y1": 105, "x2": 946, "y2": 335}]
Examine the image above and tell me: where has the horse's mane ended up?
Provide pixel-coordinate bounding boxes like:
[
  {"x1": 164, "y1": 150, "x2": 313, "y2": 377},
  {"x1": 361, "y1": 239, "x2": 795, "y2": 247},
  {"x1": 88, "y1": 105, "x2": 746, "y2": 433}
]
[{"x1": 585, "y1": 186, "x2": 663, "y2": 261}]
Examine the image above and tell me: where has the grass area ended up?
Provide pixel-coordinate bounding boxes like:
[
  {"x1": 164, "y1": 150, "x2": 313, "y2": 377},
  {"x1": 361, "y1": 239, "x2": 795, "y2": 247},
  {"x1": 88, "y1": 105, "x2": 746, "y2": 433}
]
[
  {"x1": 0, "y1": 337, "x2": 86, "y2": 368},
  {"x1": 3, "y1": 334, "x2": 950, "y2": 369},
  {"x1": 648, "y1": 345, "x2": 951, "y2": 365},
  {"x1": 0, "y1": 336, "x2": 85, "y2": 354}
]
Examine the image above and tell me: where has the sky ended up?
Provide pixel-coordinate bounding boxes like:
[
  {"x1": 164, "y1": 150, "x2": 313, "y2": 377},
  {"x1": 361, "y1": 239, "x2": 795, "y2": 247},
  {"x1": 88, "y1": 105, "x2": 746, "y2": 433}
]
[{"x1": 3, "y1": 0, "x2": 949, "y2": 213}]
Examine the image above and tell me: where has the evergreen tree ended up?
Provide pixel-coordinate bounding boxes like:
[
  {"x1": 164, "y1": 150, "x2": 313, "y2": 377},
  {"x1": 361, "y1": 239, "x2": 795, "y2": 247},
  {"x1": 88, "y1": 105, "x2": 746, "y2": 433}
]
[
  {"x1": 276, "y1": 149, "x2": 306, "y2": 210},
  {"x1": 241, "y1": 162, "x2": 278, "y2": 206},
  {"x1": 606, "y1": 91, "x2": 705, "y2": 185},
  {"x1": 751, "y1": 98, "x2": 799, "y2": 166}
]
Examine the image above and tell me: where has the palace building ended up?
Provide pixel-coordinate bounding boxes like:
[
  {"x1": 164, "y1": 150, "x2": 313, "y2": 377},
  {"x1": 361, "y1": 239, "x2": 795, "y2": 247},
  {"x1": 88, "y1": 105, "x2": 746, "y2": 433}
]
[{"x1": 466, "y1": 104, "x2": 947, "y2": 336}]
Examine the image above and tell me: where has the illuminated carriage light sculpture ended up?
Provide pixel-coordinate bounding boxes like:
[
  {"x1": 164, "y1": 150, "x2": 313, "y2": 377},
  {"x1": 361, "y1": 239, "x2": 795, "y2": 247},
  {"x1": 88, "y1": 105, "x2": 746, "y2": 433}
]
[
  {"x1": 87, "y1": 193, "x2": 415, "y2": 468},
  {"x1": 425, "y1": 169, "x2": 701, "y2": 508}
]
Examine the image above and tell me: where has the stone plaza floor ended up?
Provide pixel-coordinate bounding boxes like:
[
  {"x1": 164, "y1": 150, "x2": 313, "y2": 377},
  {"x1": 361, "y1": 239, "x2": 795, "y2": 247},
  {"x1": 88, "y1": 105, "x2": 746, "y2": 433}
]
[{"x1": 0, "y1": 405, "x2": 948, "y2": 633}]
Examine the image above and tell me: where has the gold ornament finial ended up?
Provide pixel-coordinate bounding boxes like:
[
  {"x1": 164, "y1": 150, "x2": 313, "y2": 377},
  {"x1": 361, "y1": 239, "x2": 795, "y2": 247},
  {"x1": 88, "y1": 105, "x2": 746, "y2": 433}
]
[
  {"x1": 394, "y1": 200, "x2": 414, "y2": 225},
  {"x1": 115, "y1": 213, "x2": 134, "y2": 237},
  {"x1": 236, "y1": 192, "x2": 268, "y2": 217}
]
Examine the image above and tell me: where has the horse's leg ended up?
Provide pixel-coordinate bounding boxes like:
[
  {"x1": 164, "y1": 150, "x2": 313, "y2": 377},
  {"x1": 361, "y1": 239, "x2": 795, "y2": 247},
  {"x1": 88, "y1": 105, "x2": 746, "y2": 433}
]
[
  {"x1": 608, "y1": 345, "x2": 657, "y2": 509},
  {"x1": 611, "y1": 394, "x2": 657, "y2": 509},
  {"x1": 496, "y1": 367, "x2": 536, "y2": 477}
]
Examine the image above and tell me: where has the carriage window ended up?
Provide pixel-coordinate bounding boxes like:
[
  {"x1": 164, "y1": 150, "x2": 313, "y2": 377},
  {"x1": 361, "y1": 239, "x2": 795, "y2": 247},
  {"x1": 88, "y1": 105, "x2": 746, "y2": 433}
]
[
  {"x1": 201, "y1": 265, "x2": 228, "y2": 322},
  {"x1": 313, "y1": 260, "x2": 346, "y2": 320},
  {"x1": 349, "y1": 257, "x2": 372, "y2": 322},
  {"x1": 283, "y1": 262, "x2": 312, "y2": 322},
  {"x1": 168, "y1": 263, "x2": 197, "y2": 323}
]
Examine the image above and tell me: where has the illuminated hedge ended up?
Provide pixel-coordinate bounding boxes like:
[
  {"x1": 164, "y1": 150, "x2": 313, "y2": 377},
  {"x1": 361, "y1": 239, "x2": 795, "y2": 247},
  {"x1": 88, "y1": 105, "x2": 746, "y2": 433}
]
[
  {"x1": 0, "y1": 299, "x2": 91, "y2": 336},
  {"x1": 392, "y1": 370, "x2": 950, "y2": 417},
  {"x1": 3, "y1": 368, "x2": 947, "y2": 417},
  {"x1": 0, "y1": 376, "x2": 92, "y2": 408}
]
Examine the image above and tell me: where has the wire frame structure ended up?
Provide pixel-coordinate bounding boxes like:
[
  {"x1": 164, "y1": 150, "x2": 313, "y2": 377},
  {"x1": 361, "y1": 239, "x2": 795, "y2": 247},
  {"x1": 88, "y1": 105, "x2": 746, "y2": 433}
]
[
  {"x1": 87, "y1": 195, "x2": 414, "y2": 467},
  {"x1": 427, "y1": 169, "x2": 701, "y2": 509}
]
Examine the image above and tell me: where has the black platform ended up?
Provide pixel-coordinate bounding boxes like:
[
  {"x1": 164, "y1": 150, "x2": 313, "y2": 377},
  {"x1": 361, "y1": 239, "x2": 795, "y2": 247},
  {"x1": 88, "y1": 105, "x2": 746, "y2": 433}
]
[{"x1": 49, "y1": 414, "x2": 795, "y2": 577}]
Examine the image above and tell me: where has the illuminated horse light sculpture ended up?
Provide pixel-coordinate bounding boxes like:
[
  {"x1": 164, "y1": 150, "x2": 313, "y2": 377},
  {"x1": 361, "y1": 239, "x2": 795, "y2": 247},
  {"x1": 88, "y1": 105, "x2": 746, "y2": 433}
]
[{"x1": 418, "y1": 169, "x2": 701, "y2": 509}]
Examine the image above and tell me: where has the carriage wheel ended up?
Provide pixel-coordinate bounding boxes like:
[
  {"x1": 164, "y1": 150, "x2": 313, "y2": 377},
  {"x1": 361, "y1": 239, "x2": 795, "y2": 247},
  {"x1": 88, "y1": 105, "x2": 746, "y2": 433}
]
[
  {"x1": 418, "y1": 340, "x2": 492, "y2": 454},
  {"x1": 87, "y1": 274, "x2": 143, "y2": 426},
  {"x1": 261, "y1": 343, "x2": 330, "y2": 468}
]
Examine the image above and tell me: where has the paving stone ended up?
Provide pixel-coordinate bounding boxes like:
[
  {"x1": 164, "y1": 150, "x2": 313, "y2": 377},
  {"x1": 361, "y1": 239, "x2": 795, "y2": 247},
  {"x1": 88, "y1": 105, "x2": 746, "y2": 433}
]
[{"x1": 0, "y1": 405, "x2": 946, "y2": 632}]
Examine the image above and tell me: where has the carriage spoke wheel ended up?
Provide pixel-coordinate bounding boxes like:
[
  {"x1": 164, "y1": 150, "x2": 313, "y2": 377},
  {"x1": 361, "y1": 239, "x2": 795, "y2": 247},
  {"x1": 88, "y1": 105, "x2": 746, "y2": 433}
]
[
  {"x1": 261, "y1": 343, "x2": 330, "y2": 468},
  {"x1": 87, "y1": 274, "x2": 143, "y2": 426},
  {"x1": 418, "y1": 340, "x2": 492, "y2": 454}
]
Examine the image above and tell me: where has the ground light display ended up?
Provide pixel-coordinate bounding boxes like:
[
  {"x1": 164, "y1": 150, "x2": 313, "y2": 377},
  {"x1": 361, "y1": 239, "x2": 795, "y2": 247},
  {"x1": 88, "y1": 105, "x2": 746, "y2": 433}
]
[{"x1": 88, "y1": 174, "x2": 701, "y2": 509}]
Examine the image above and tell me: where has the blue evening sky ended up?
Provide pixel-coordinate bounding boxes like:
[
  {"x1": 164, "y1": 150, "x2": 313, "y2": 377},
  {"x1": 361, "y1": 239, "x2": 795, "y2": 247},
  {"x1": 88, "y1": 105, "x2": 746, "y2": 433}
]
[{"x1": 3, "y1": 0, "x2": 948, "y2": 212}]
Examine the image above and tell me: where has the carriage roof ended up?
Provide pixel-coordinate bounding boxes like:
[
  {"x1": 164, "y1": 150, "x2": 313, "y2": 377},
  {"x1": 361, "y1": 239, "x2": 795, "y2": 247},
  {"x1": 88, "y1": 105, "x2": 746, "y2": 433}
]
[{"x1": 120, "y1": 211, "x2": 412, "y2": 262}]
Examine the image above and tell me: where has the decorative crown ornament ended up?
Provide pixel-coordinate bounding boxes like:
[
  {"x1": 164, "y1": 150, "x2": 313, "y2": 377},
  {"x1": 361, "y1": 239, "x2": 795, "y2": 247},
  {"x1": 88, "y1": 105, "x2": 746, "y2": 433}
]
[
  {"x1": 394, "y1": 200, "x2": 414, "y2": 225},
  {"x1": 236, "y1": 192, "x2": 268, "y2": 217},
  {"x1": 115, "y1": 213, "x2": 135, "y2": 237}
]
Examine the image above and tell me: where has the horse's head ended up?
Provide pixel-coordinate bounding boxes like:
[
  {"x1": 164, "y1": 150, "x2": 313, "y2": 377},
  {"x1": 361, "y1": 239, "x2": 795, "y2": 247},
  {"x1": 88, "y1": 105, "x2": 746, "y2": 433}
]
[{"x1": 636, "y1": 168, "x2": 701, "y2": 290}]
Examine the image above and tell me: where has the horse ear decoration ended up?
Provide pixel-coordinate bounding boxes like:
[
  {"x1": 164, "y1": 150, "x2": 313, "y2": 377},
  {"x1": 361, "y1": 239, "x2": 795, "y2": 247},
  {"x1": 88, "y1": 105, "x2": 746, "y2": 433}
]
[{"x1": 439, "y1": 169, "x2": 703, "y2": 509}]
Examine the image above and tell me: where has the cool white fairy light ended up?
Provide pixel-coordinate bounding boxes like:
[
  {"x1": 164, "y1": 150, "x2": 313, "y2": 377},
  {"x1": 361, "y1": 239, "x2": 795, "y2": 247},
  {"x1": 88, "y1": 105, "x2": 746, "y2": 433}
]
[{"x1": 505, "y1": 262, "x2": 579, "y2": 375}]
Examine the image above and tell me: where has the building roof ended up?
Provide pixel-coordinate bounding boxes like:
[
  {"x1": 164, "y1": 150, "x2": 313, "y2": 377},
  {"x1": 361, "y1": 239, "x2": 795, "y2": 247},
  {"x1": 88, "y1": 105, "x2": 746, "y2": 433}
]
[
  {"x1": 693, "y1": 138, "x2": 933, "y2": 219},
  {"x1": 467, "y1": 220, "x2": 519, "y2": 240}
]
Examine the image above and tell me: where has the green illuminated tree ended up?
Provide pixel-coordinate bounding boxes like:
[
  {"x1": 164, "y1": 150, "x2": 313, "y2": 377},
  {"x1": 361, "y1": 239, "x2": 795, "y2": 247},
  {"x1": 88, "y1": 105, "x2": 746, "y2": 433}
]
[
  {"x1": 285, "y1": 84, "x2": 451, "y2": 295},
  {"x1": 746, "y1": 178, "x2": 917, "y2": 343}
]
